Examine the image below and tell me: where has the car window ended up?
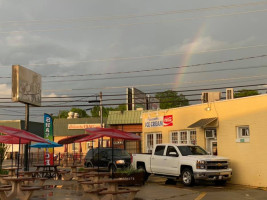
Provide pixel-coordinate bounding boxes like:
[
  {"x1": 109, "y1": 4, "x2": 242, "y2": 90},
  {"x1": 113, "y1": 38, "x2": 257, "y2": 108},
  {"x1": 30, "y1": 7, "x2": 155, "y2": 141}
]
[
  {"x1": 178, "y1": 146, "x2": 208, "y2": 156},
  {"x1": 107, "y1": 149, "x2": 130, "y2": 157},
  {"x1": 100, "y1": 151, "x2": 107, "y2": 158},
  {"x1": 154, "y1": 145, "x2": 165, "y2": 156},
  {"x1": 166, "y1": 146, "x2": 178, "y2": 157}
]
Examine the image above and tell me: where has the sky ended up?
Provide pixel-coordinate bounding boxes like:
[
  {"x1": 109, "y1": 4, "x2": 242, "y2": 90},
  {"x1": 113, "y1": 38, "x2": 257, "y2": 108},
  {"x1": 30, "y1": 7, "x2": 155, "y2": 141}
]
[{"x1": 1, "y1": 0, "x2": 267, "y2": 122}]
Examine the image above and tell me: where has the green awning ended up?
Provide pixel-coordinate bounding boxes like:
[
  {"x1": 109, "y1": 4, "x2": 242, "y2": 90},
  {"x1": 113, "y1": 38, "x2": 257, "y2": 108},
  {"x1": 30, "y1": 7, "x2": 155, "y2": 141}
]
[{"x1": 188, "y1": 117, "x2": 217, "y2": 128}]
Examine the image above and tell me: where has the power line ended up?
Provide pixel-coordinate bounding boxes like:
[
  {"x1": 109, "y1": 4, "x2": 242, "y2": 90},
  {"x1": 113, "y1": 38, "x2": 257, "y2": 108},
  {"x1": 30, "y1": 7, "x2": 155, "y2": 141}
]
[
  {"x1": 1, "y1": 1, "x2": 266, "y2": 26},
  {"x1": 43, "y1": 74, "x2": 267, "y2": 92},
  {"x1": 0, "y1": 46, "x2": 266, "y2": 71},
  {"x1": 0, "y1": 8, "x2": 266, "y2": 35},
  {"x1": 0, "y1": 82, "x2": 266, "y2": 102},
  {"x1": 42, "y1": 65, "x2": 267, "y2": 83},
  {"x1": 37, "y1": 54, "x2": 267, "y2": 79}
]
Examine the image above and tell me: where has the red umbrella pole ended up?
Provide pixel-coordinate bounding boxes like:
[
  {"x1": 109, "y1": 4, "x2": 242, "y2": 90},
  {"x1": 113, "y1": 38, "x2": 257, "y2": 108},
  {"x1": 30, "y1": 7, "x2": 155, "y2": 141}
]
[
  {"x1": 17, "y1": 138, "x2": 21, "y2": 178},
  {"x1": 11, "y1": 144, "x2": 13, "y2": 168}
]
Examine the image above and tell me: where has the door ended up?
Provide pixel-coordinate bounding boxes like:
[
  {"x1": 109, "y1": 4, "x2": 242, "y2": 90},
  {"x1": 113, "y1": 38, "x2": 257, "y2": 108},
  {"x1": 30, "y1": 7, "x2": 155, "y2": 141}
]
[
  {"x1": 211, "y1": 141, "x2": 218, "y2": 156},
  {"x1": 205, "y1": 128, "x2": 217, "y2": 155},
  {"x1": 150, "y1": 145, "x2": 166, "y2": 174},
  {"x1": 165, "y1": 145, "x2": 180, "y2": 175}
]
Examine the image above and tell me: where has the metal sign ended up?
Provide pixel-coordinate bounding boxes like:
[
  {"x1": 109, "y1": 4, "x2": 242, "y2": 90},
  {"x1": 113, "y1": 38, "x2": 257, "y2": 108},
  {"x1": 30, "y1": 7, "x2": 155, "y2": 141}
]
[
  {"x1": 44, "y1": 114, "x2": 53, "y2": 165},
  {"x1": 12, "y1": 65, "x2": 41, "y2": 106}
]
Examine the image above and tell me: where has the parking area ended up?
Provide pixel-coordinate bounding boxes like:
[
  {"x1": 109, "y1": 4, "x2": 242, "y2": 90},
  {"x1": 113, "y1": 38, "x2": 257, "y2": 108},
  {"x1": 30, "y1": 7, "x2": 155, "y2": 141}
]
[{"x1": 139, "y1": 175, "x2": 267, "y2": 200}]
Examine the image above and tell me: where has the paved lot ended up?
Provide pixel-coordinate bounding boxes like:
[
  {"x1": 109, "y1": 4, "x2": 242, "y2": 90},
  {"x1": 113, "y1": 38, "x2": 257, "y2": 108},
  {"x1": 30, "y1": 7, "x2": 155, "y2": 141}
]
[
  {"x1": 26, "y1": 175, "x2": 267, "y2": 200},
  {"x1": 2, "y1": 162, "x2": 267, "y2": 200}
]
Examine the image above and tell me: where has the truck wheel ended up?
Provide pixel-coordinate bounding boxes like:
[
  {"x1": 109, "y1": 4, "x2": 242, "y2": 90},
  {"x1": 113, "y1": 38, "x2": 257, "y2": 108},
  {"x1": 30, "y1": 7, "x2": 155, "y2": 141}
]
[
  {"x1": 138, "y1": 165, "x2": 150, "y2": 182},
  {"x1": 181, "y1": 168, "x2": 195, "y2": 186}
]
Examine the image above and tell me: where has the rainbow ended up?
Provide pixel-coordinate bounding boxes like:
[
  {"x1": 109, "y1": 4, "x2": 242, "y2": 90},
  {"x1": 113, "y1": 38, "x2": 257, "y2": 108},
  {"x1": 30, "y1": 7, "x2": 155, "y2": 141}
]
[{"x1": 174, "y1": 23, "x2": 207, "y2": 89}]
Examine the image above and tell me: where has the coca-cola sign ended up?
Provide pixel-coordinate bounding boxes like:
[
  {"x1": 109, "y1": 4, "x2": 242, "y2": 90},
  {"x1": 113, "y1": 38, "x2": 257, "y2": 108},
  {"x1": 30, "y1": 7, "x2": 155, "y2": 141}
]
[
  {"x1": 145, "y1": 115, "x2": 173, "y2": 128},
  {"x1": 163, "y1": 115, "x2": 173, "y2": 127}
]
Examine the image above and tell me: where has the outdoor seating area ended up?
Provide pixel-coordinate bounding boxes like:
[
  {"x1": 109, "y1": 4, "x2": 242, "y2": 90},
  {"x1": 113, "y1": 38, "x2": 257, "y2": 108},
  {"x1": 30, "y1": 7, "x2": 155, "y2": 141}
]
[
  {"x1": 0, "y1": 164, "x2": 142, "y2": 200},
  {"x1": 0, "y1": 126, "x2": 143, "y2": 199}
]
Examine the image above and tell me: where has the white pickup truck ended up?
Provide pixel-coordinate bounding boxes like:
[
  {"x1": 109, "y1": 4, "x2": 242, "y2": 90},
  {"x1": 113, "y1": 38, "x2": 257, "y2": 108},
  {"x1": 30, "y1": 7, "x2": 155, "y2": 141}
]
[{"x1": 132, "y1": 144, "x2": 232, "y2": 186}]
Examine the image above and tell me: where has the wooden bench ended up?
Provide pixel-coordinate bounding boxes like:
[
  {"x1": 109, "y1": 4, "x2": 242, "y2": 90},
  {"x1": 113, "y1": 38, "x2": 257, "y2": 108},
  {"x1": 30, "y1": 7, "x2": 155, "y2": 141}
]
[
  {"x1": 99, "y1": 188, "x2": 140, "y2": 200},
  {"x1": 20, "y1": 186, "x2": 42, "y2": 200},
  {"x1": 33, "y1": 177, "x2": 48, "y2": 186},
  {"x1": 82, "y1": 187, "x2": 107, "y2": 200},
  {"x1": 58, "y1": 171, "x2": 73, "y2": 181},
  {"x1": 0, "y1": 187, "x2": 12, "y2": 200}
]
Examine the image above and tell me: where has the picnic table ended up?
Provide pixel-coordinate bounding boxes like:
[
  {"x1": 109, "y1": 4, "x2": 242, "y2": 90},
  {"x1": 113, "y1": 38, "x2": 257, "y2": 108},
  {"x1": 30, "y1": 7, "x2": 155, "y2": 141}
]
[
  {"x1": 34, "y1": 164, "x2": 60, "y2": 179},
  {"x1": 18, "y1": 171, "x2": 39, "y2": 178},
  {"x1": 1, "y1": 177, "x2": 42, "y2": 200},
  {"x1": 82, "y1": 178, "x2": 139, "y2": 200},
  {"x1": 2, "y1": 167, "x2": 21, "y2": 177},
  {"x1": 80, "y1": 172, "x2": 110, "y2": 192}
]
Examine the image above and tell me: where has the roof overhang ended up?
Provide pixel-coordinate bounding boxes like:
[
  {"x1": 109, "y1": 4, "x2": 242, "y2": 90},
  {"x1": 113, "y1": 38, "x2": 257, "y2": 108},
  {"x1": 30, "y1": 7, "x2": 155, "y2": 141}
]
[{"x1": 188, "y1": 117, "x2": 218, "y2": 128}]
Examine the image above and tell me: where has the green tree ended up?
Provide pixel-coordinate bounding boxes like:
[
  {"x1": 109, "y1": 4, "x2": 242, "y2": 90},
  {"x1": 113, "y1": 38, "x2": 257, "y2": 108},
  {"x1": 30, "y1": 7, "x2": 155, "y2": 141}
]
[
  {"x1": 55, "y1": 108, "x2": 89, "y2": 119},
  {"x1": 70, "y1": 108, "x2": 89, "y2": 118},
  {"x1": 155, "y1": 90, "x2": 189, "y2": 109},
  {"x1": 0, "y1": 143, "x2": 9, "y2": 170},
  {"x1": 57, "y1": 110, "x2": 69, "y2": 118},
  {"x1": 91, "y1": 104, "x2": 126, "y2": 117},
  {"x1": 234, "y1": 89, "x2": 259, "y2": 98}
]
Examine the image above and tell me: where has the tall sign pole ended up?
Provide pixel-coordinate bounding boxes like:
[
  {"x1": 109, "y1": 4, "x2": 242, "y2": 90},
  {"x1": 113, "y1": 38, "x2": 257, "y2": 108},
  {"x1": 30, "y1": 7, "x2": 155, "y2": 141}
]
[
  {"x1": 23, "y1": 104, "x2": 30, "y2": 171},
  {"x1": 44, "y1": 114, "x2": 53, "y2": 165},
  {"x1": 12, "y1": 65, "x2": 42, "y2": 171},
  {"x1": 100, "y1": 92, "x2": 103, "y2": 147}
]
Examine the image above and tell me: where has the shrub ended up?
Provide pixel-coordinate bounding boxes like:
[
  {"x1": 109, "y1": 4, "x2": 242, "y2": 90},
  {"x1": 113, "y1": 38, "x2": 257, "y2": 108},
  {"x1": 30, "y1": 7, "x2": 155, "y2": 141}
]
[{"x1": 115, "y1": 167, "x2": 144, "y2": 176}]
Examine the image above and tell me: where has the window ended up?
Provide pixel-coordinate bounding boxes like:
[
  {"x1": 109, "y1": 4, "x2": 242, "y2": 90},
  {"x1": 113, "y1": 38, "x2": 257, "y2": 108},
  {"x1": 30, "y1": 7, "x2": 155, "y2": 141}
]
[
  {"x1": 146, "y1": 133, "x2": 162, "y2": 153},
  {"x1": 166, "y1": 146, "x2": 178, "y2": 157},
  {"x1": 170, "y1": 130, "x2": 197, "y2": 145},
  {"x1": 237, "y1": 126, "x2": 250, "y2": 143},
  {"x1": 154, "y1": 145, "x2": 165, "y2": 156},
  {"x1": 177, "y1": 145, "x2": 208, "y2": 156},
  {"x1": 156, "y1": 133, "x2": 162, "y2": 144},
  {"x1": 190, "y1": 131, "x2": 197, "y2": 145},
  {"x1": 180, "y1": 131, "x2": 187, "y2": 144},
  {"x1": 171, "y1": 132, "x2": 178, "y2": 144},
  {"x1": 147, "y1": 134, "x2": 154, "y2": 153}
]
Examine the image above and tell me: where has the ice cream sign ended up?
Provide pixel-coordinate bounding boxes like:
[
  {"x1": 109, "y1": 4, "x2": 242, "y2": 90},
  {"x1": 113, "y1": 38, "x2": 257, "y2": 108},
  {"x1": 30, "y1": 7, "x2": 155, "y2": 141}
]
[{"x1": 145, "y1": 115, "x2": 173, "y2": 128}]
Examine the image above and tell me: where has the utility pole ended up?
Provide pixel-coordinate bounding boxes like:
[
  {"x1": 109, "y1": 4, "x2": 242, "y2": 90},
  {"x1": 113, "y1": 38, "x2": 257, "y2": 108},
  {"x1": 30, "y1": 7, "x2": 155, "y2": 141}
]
[
  {"x1": 100, "y1": 92, "x2": 103, "y2": 128},
  {"x1": 99, "y1": 91, "x2": 103, "y2": 147}
]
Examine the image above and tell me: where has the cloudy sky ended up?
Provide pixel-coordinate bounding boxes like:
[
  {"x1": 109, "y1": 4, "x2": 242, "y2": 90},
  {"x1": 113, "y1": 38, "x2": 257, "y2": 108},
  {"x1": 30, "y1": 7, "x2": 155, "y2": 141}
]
[{"x1": 1, "y1": 0, "x2": 267, "y2": 122}]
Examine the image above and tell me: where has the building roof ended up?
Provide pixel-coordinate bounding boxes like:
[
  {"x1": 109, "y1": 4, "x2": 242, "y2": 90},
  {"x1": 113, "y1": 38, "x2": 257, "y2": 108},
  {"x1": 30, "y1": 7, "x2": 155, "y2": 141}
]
[
  {"x1": 107, "y1": 110, "x2": 142, "y2": 125},
  {"x1": 188, "y1": 117, "x2": 218, "y2": 128},
  {"x1": 54, "y1": 117, "x2": 107, "y2": 136}
]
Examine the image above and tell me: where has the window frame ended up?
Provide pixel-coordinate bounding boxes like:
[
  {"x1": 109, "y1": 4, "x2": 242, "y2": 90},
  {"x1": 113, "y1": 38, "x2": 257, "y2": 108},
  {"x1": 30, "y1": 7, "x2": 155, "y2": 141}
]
[
  {"x1": 154, "y1": 145, "x2": 166, "y2": 156},
  {"x1": 236, "y1": 125, "x2": 250, "y2": 143},
  {"x1": 145, "y1": 132, "x2": 163, "y2": 153},
  {"x1": 170, "y1": 130, "x2": 197, "y2": 145}
]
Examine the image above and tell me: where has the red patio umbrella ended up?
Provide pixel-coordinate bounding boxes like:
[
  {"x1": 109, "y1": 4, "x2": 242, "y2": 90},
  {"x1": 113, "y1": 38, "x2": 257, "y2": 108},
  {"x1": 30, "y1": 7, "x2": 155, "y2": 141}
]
[
  {"x1": 76, "y1": 128, "x2": 141, "y2": 178},
  {"x1": 0, "y1": 135, "x2": 30, "y2": 168},
  {"x1": 0, "y1": 135, "x2": 30, "y2": 144},
  {"x1": 58, "y1": 134, "x2": 89, "y2": 145},
  {"x1": 58, "y1": 134, "x2": 89, "y2": 166},
  {"x1": 0, "y1": 126, "x2": 49, "y2": 177},
  {"x1": 0, "y1": 126, "x2": 49, "y2": 143}
]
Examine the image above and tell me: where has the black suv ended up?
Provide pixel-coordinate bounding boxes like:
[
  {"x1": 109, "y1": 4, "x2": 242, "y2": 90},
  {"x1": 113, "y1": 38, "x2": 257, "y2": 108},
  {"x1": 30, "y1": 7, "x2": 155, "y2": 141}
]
[{"x1": 84, "y1": 148, "x2": 131, "y2": 171}]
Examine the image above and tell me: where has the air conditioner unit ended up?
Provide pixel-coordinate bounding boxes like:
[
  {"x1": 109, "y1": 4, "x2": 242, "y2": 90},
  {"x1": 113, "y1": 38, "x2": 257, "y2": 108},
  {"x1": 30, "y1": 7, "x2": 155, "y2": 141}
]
[
  {"x1": 205, "y1": 129, "x2": 216, "y2": 139},
  {"x1": 201, "y1": 92, "x2": 221, "y2": 103},
  {"x1": 226, "y1": 88, "x2": 234, "y2": 100}
]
